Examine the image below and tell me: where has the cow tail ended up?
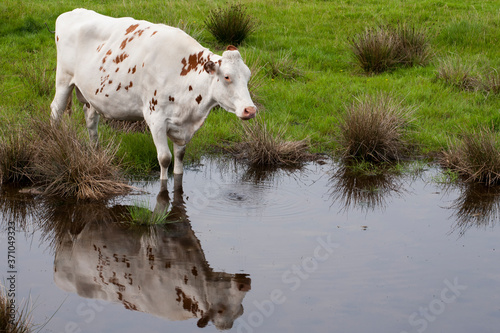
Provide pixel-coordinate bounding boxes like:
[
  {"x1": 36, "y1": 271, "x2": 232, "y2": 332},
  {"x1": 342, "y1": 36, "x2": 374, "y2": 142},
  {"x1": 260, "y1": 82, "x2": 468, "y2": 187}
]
[{"x1": 45, "y1": 22, "x2": 55, "y2": 34}]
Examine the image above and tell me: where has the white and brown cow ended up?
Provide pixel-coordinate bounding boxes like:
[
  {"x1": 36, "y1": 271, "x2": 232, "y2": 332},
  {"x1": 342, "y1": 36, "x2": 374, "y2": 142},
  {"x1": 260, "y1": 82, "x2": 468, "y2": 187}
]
[{"x1": 50, "y1": 8, "x2": 256, "y2": 179}]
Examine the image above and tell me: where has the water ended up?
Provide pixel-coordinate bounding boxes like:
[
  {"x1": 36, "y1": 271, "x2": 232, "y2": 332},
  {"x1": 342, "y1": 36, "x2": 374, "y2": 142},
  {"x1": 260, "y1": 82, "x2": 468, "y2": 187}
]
[{"x1": 1, "y1": 158, "x2": 499, "y2": 333}]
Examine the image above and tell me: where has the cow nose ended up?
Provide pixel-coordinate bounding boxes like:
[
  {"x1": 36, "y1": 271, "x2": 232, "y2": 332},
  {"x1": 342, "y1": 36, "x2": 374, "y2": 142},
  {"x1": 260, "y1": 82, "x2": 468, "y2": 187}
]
[{"x1": 242, "y1": 106, "x2": 256, "y2": 120}]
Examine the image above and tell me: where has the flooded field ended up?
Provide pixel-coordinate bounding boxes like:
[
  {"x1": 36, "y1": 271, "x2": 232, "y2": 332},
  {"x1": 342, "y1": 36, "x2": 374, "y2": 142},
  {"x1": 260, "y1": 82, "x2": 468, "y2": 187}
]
[{"x1": 1, "y1": 158, "x2": 500, "y2": 333}]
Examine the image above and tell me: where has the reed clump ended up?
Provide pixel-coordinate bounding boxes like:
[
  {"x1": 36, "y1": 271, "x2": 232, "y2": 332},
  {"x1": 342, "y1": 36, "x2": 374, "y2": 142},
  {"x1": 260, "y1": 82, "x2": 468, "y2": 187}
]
[
  {"x1": 337, "y1": 94, "x2": 413, "y2": 162},
  {"x1": 0, "y1": 116, "x2": 133, "y2": 200},
  {"x1": 350, "y1": 23, "x2": 431, "y2": 74},
  {"x1": 441, "y1": 127, "x2": 500, "y2": 186},
  {"x1": 204, "y1": 3, "x2": 256, "y2": 46},
  {"x1": 229, "y1": 114, "x2": 311, "y2": 166}
]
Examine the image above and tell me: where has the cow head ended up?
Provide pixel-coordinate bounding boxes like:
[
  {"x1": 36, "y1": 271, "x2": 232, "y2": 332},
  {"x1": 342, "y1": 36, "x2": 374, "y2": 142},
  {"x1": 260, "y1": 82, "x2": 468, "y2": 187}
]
[{"x1": 204, "y1": 46, "x2": 257, "y2": 120}]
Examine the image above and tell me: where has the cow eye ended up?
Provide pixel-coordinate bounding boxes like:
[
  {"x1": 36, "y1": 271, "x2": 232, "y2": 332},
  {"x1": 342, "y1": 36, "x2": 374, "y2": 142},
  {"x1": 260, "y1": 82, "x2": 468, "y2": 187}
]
[{"x1": 224, "y1": 75, "x2": 231, "y2": 82}]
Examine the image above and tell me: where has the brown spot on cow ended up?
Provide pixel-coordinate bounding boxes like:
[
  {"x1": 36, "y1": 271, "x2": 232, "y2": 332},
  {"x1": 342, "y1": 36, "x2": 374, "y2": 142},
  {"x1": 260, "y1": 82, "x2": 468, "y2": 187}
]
[
  {"x1": 169, "y1": 96, "x2": 175, "y2": 102},
  {"x1": 132, "y1": 65, "x2": 136, "y2": 74},
  {"x1": 149, "y1": 97, "x2": 158, "y2": 113},
  {"x1": 116, "y1": 83, "x2": 121, "y2": 91},
  {"x1": 85, "y1": 103, "x2": 90, "y2": 108},
  {"x1": 105, "y1": 94, "x2": 109, "y2": 97},
  {"x1": 56, "y1": 36, "x2": 59, "y2": 42},
  {"x1": 151, "y1": 31, "x2": 158, "y2": 37},
  {"x1": 188, "y1": 85, "x2": 193, "y2": 91},
  {"x1": 135, "y1": 29, "x2": 145, "y2": 37},
  {"x1": 96, "y1": 43, "x2": 105, "y2": 52},
  {"x1": 196, "y1": 95, "x2": 202, "y2": 104},
  {"x1": 120, "y1": 38, "x2": 128, "y2": 50},
  {"x1": 113, "y1": 53, "x2": 129, "y2": 64},
  {"x1": 125, "y1": 81, "x2": 133, "y2": 91},
  {"x1": 108, "y1": 80, "x2": 113, "y2": 84},
  {"x1": 154, "y1": 90, "x2": 157, "y2": 96},
  {"x1": 125, "y1": 24, "x2": 139, "y2": 35},
  {"x1": 180, "y1": 51, "x2": 208, "y2": 76},
  {"x1": 115, "y1": 68, "x2": 120, "y2": 72},
  {"x1": 95, "y1": 89, "x2": 99, "y2": 95}
]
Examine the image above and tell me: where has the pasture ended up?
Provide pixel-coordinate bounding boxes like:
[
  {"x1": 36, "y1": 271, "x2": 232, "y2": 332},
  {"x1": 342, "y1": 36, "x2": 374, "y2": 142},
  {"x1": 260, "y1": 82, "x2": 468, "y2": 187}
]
[{"x1": 1, "y1": 0, "x2": 500, "y2": 174}]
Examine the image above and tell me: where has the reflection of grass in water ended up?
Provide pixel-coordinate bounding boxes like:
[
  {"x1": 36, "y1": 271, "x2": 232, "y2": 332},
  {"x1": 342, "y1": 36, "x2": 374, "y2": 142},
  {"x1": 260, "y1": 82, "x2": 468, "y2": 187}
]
[
  {"x1": 445, "y1": 182, "x2": 500, "y2": 237},
  {"x1": 0, "y1": 283, "x2": 33, "y2": 333},
  {"x1": 329, "y1": 161, "x2": 410, "y2": 213}
]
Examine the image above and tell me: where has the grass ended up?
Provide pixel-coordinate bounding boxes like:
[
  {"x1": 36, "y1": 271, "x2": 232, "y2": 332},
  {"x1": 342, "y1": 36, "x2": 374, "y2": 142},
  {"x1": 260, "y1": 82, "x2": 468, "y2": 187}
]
[
  {"x1": 228, "y1": 114, "x2": 311, "y2": 166},
  {"x1": 204, "y1": 3, "x2": 256, "y2": 46},
  {"x1": 336, "y1": 93, "x2": 414, "y2": 162},
  {"x1": 441, "y1": 127, "x2": 500, "y2": 186},
  {"x1": 0, "y1": 115, "x2": 133, "y2": 200},
  {"x1": 349, "y1": 23, "x2": 431, "y2": 74},
  {"x1": 1, "y1": 0, "x2": 500, "y2": 179},
  {"x1": 125, "y1": 200, "x2": 174, "y2": 225},
  {"x1": 0, "y1": 283, "x2": 33, "y2": 333}
]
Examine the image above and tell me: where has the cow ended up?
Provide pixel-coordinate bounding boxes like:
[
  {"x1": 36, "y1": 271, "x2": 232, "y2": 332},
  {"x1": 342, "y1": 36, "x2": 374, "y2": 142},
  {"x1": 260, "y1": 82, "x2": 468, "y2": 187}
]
[
  {"x1": 53, "y1": 181, "x2": 251, "y2": 330},
  {"x1": 50, "y1": 8, "x2": 257, "y2": 180}
]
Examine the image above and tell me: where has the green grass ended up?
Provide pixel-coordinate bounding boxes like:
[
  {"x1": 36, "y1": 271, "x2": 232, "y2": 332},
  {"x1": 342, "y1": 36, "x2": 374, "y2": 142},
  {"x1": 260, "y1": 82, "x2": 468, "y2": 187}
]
[{"x1": 2, "y1": 0, "x2": 500, "y2": 174}]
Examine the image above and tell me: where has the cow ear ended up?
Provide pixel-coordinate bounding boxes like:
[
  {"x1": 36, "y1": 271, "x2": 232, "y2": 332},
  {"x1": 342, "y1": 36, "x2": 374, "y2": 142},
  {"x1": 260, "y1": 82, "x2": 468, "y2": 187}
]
[
  {"x1": 226, "y1": 45, "x2": 238, "y2": 51},
  {"x1": 204, "y1": 61, "x2": 216, "y2": 74}
]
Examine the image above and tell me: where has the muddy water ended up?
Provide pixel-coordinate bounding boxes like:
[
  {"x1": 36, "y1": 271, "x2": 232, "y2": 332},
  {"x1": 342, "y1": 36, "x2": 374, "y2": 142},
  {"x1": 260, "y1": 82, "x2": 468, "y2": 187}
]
[{"x1": 1, "y1": 158, "x2": 499, "y2": 333}]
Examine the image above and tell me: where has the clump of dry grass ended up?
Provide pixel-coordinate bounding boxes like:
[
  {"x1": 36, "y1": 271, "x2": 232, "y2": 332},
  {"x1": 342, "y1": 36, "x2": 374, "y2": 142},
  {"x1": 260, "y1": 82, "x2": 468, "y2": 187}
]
[
  {"x1": 0, "y1": 116, "x2": 133, "y2": 200},
  {"x1": 436, "y1": 57, "x2": 500, "y2": 95},
  {"x1": 204, "y1": 3, "x2": 256, "y2": 46},
  {"x1": 28, "y1": 118, "x2": 133, "y2": 200},
  {"x1": 441, "y1": 127, "x2": 500, "y2": 186},
  {"x1": 435, "y1": 57, "x2": 481, "y2": 91},
  {"x1": 229, "y1": 114, "x2": 311, "y2": 166},
  {"x1": 337, "y1": 93, "x2": 414, "y2": 162},
  {"x1": 0, "y1": 283, "x2": 33, "y2": 333},
  {"x1": 350, "y1": 23, "x2": 431, "y2": 74},
  {"x1": 0, "y1": 125, "x2": 35, "y2": 184},
  {"x1": 102, "y1": 118, "x2": 149, "y2": 133}
]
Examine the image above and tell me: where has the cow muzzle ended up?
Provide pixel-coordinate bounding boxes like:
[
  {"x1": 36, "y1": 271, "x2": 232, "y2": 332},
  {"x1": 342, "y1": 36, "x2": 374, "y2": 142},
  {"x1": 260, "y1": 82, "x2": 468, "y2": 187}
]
[{"x1": 239, "y1": 106, "x2": 257, "y2": 120}]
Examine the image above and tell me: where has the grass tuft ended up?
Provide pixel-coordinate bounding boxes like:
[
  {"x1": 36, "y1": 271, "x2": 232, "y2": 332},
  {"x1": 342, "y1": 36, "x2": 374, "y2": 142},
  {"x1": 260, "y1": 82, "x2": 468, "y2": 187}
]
[
  {"x1": 435, "y1": 57, "x2": 481, "y2": 91},
  {"x1": 0, "y1": 124, "x2": 35, "y2": 184},
  {"x1": 204, "y1": 3, "x2": 256, "y2": 46},
  {"x1": 441, "y1": 127, "x2": 500, "y2": 186},
  {"x1": 229, "y1": 114, "x2": 311, "y2": 166},
  {"x1": 337, "y1": 93, "x2": 414, "y2": 162},
  {"x1": 28, "y1": 118, "x2": 133, "y2": 200},
  {"x1": 125, "y1": 200, "x2": 179, "y2": 225},
  {"x1": 349, "y1": 23, "x2": 431, "y2": 74},
  {"x1": 0, "y1": 283, "x2": 33, "y2": 333},
  {"x1": 1, "y1": 115, "x2": 133, "y2": 200}
]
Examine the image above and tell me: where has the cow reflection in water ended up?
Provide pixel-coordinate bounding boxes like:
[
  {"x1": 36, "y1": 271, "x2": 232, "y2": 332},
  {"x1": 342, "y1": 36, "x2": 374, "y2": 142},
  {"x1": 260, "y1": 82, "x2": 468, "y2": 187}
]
[{"x1": 53, "y1": 176, "x2": 251, "y2": 330}]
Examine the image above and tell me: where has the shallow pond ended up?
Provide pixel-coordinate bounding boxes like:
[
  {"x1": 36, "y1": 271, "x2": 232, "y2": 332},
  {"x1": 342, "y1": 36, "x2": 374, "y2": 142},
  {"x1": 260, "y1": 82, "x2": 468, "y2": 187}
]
[{"x1": 1, "y1": 158, "x2": 499, "y2": 333}]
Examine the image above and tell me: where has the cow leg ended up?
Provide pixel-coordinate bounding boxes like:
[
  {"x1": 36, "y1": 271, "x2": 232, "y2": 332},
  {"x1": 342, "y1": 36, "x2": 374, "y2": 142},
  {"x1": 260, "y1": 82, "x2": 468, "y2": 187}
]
[
  {"x1": 50, "y1": 82, "x2": 73, "y2": 125},
  {"x1": 75, "y1": 87, "x2": 100, "y2": 144},
  {"x1": 84, "y1": 104, "x2": 100, "y2": 144},
  {"x1": 173, "y1": 143, "x2": 186, "y2": 175},
  {"x1": 149, "y1": 120, "x2": 172, "y2": 180}
]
